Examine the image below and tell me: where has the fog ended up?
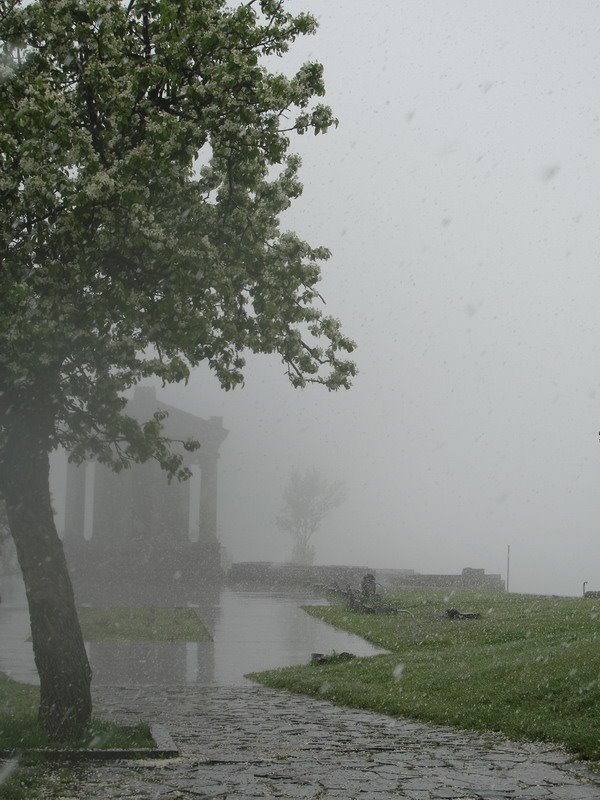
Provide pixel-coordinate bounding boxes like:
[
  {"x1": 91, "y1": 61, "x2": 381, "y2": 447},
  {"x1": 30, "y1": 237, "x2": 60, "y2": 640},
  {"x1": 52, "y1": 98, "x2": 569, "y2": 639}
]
[{"x1": 54, "y1": 1, "x2": 600, "y2": 596}]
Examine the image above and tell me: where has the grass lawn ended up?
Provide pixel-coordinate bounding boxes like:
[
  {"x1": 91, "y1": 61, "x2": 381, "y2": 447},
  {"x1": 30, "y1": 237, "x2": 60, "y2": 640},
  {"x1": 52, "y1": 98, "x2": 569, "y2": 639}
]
[
  {"x1": 0, "y1": 763, "x2": 72, "y2": 800},
  {"x1": 0, "y1": 671, "x2": 153, "y2": 751},
  {"x1": 77, "y1": 606, "x2": 212, "y2": 642},
  {"x1": 0, "y1": 671, "x2": 154, "y2": 799},
  {"x1": 250, "y1": 588, "x2": 600, "y2": 761}
]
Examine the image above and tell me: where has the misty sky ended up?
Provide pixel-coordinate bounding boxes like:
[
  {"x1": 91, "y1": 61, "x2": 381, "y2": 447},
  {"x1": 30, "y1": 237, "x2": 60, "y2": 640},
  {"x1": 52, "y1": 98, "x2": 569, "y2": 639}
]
[{"x1": 54, "y1": 1, "x2": 600, "y2": 596}]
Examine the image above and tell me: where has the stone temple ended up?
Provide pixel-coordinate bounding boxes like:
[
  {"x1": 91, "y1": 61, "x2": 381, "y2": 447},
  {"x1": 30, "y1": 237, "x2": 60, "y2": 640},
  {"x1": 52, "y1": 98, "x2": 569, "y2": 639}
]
[{"x1": 62, "y1": 386, "x2": 228, "y2": 604}]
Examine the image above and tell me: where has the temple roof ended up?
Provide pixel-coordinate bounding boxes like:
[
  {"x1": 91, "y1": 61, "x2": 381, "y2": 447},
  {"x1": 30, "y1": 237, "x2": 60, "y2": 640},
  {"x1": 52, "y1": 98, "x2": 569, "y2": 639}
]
[{"x1": 129, "y1": 386, "x2": 229, "y2": 454}]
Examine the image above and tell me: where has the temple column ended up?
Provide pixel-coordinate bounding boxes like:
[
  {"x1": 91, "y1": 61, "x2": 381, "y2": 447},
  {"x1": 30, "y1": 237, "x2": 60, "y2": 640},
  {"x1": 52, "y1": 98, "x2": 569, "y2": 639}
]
[
  {"x1": 63, "y1": 459, "x2": 89, "y2": 599},
  {"x1": 64, "y1": 460, "x2": 86, "y2": 541},
  {"x1": 131, "y1": 460, "x2": 158, "y2": 547},
  {"x1": 157, "y1": 470, "x2": 189, "y2": 543},
  {"x1": 198, "y1": 451, "x2": 218, "y2": 542},
  {"x1": 197, "y1": 449, "x2": 221, "y2": 577},
  {"x1": 187, "y1": 464, "x2": 201, "y2": 542},
  {"x1": 93, "y1": 461, "x2": 133, "y2": 546}
]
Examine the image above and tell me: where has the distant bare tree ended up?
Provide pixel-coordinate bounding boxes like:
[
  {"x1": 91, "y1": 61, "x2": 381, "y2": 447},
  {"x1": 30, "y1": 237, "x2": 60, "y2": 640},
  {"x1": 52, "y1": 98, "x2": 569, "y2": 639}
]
[{"x1": 278, "y1": 468, "x2": 345, "y2": 565}]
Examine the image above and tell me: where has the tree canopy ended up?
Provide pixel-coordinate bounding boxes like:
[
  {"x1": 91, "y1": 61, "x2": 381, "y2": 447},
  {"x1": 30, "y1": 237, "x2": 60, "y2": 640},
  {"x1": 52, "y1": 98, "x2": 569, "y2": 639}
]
[{"x1": 0, "y1": 0, "x2": 355, "y2": 476}]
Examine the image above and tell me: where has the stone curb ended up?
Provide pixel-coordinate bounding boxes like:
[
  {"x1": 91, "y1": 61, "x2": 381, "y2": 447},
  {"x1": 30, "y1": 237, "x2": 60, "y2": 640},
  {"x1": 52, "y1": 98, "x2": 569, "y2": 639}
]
[{"x1": 0, "y1": 723, "x2": 179, "y2": 761}]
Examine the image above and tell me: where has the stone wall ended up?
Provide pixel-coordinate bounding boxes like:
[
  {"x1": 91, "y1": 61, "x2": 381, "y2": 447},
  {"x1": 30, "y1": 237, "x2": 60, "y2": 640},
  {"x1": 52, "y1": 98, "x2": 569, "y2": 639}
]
[
  {"x1": 377, "y1": 567, "x2": 504, "y2": 591},
  {"x1": 227, "y1": 562, "x2": 374, "y2": 589},
  {"x1": 227, "y1": 563, "x2": 505, "y2": 592}
]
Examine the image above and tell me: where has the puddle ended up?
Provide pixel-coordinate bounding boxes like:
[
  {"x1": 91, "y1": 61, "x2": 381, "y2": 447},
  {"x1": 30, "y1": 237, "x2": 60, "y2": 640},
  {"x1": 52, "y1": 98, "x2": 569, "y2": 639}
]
[{"x1": 0, "y1": 588, "x2": 385, "y2": 686}]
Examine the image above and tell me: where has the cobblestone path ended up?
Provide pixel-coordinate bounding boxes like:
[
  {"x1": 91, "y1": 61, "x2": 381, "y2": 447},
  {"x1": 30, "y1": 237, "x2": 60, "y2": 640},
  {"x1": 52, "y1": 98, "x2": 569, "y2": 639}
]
[{"x1": 61, "y1": 685, "x2": 600, "y2": 800}]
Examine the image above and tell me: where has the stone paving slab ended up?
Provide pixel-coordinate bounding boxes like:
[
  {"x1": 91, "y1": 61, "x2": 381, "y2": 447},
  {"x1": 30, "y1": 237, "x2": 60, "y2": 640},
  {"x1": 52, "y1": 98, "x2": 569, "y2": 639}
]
[{"x1": 55, "y1": 685, "x2": 599, "y2": 799}]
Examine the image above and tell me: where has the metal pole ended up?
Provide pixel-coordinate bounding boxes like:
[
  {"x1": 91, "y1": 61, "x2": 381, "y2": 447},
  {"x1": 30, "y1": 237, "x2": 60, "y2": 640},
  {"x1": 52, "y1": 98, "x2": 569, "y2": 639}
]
[{"x1": 506, "y1": 544, "x2": 510, "y2": 593}]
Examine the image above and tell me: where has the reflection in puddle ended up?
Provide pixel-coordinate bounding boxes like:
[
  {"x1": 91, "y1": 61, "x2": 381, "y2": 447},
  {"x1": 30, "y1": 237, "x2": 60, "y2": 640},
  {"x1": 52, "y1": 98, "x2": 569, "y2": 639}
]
[
  {"x1": 85, "y1": 641, "x2": 216, "y2": 686},
  {"x1": 0, "y1": 588, "x2": 385, "y2": 687},
  {"x1": 210, "y1": 590, "x2": 385, "y2": 685}
]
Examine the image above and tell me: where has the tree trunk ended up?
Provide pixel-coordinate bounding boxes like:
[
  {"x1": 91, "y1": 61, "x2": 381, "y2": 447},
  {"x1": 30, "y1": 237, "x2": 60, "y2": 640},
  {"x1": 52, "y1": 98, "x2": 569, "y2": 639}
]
[{"x1": 1, "y1": 410, "x2": 92, "y2": 740}]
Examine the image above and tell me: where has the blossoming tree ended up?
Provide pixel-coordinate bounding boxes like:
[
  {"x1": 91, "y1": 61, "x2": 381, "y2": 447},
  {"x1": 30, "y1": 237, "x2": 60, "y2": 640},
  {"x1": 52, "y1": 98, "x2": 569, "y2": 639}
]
[{"x1": 0, "y1": 0, "x2": 355, "y2": 738}]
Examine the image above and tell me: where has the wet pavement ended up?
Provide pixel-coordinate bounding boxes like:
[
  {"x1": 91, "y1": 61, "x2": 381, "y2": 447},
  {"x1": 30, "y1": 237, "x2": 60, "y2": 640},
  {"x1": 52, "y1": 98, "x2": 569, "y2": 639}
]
[
  {"x1": 2, "y1": 583, "x2": 600, "y2": 798},
  {"x1": 68, "y1": 685, "x2": 600, "y2": 799}
]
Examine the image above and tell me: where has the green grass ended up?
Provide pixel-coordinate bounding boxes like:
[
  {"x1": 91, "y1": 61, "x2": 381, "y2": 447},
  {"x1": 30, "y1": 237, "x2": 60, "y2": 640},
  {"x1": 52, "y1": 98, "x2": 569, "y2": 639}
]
[
  {"x1": 0, "y1": 671, "x2": 154, "y2": 799},
  {"x1": 250, "y1": 589, "x2": 600, "y2": 761},
  {"x1": 77, "y1": 606, "x2": 212, "y2": 642},
  {"x1": 0, "y1": 763, "x2": 71, "y2": 800},
  {"x1": 0, "y1": 672, "x2": 153, "y2": 751}
]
